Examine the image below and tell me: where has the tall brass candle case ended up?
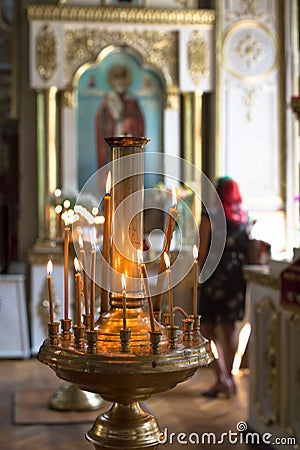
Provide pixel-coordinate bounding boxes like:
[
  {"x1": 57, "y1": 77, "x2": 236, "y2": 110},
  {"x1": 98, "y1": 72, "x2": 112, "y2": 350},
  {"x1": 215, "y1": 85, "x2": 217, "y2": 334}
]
[{"x1": 38, "y1": 137, "x2": 214, "y2": 450}]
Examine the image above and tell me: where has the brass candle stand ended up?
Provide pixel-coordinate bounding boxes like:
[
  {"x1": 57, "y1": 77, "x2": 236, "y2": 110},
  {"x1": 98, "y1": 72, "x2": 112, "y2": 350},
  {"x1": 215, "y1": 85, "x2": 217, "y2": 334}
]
[{"x1": 38, "y1": 137, "x2": 214, "y2": 450}]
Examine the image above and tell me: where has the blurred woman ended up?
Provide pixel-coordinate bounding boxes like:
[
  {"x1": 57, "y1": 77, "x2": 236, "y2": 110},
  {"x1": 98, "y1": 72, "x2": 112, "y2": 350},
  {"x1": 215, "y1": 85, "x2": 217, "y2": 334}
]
[{"x1": 198, "y1": 176, "x2": 249, "y2": 398}]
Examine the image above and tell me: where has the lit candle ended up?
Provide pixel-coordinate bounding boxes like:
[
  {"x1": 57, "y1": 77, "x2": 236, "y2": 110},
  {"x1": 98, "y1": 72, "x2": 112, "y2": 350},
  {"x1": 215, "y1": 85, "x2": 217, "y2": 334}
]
[
  {"x1": 153, "y1": 185, "x2": 178, "y2": 312},
  {"x1": 92, "y1": 206, "x2": 99, "y2": 216},
  {"x1": 79, "y1": 234, "x2": 89, "y2": 315},
  {"x1": 54, "y1": 188, "x2": 61, "y2": 204},
  {"x1": 90, "y1": 237, "x2": 96, "y2": 330},
  {"x1": 163, "y1": 184, "x2": 178, "y2": 255},
  {"x1": 164, "y1": 252, "x2": 174, "y2": 327},
  {"x1": 47, "y1": 260, "x2": 54, "y2": 324},
  {"x1": 101, "y1": 171, "x2": 111, "y2": 313},
  {"x1": 137, "y1": 250, "x2": 155, "y2": 332},
  {"x1": 94, "y1": 215, "x2": 105, "y2": 226},
  {"x1": 193, "y1": 244, "x2": 199, "y2": 317},
  {"x1": 121, "y1": 273, "x2": 127, "y2": 330},
  {"x1": 62, "y1": 213, "x2": 70, "y2": 319},
  {"x1": 55, "y1": 204, "x2": 63, "y2": 240},
  {"x1": 74, "y1": 257, "x2": 82, "y2": 327},
  {"x1": 63, "y1": 199, "x2": 71, "y2": 210}
]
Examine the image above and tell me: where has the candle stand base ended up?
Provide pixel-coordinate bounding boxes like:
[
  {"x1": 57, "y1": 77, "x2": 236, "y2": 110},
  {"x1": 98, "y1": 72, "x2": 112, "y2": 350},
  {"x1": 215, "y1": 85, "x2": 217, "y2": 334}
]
[{"x1": 86, "y1": 402, "x2": 160, "y2": 450}]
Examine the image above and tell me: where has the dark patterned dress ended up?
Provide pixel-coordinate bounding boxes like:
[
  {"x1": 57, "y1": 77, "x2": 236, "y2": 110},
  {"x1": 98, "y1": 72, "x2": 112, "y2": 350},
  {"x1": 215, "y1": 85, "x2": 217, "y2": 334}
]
[{"x1": 198, "y1": 212, "x2": 249, "y2": 324}]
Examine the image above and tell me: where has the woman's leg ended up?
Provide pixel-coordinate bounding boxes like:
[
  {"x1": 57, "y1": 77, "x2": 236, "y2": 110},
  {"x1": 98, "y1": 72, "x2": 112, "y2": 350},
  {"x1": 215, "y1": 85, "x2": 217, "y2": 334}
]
[
  {"x1": 200, "y1": 321, "x2": 234, "y2": 396},
  {"x1": 219, "y1": 321, "x2": 239, "y2": 392}
]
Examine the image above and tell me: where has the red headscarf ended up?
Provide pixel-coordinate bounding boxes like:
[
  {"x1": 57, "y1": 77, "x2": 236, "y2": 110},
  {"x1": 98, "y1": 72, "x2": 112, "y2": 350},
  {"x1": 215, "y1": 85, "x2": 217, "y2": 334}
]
[{"x1": 216, "y1": 177, "x2": 247, "y2": 224}]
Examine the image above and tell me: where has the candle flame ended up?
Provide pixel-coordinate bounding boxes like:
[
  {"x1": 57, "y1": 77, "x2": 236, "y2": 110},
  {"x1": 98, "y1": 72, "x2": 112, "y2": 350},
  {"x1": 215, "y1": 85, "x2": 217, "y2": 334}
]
[
  {"x1": 171, "y1": 185, "x2": 177, "y2": 207},
  {"x1": 137, "y1": 249, "x2": 143, "y2": 264},
  {"x1": 90, "y1": 229, "x2": 96, "y2": 249},
  {"x1": 54, "y1": 188, "x2": 62, "y2": 198},
  {"x1": 78, "y1": 234, "x2": 84, "y2": 249},
  {"x1": 61, "y1": 211, "x2": 69, "y2": 226},
  {"x1": 47, "y1": 260, "x2": 53, "y2": 275},
  {"x1": 106, "y1": 171, "x2": 111, "y2": 194},
  {"x1": 121, "y1": 273, "x2": 126, "y2": 291},
  {"x1": 164, "y1": 252, "x2": 170, "y2": 269},
  {"x1": 193, "y1": 244, "x2": 198, "y2": 260},
  {"x1": 63, "y1": 199, "x2": 71, "y2": 209},
  {"x1": 210, "y1": 340, "x2": 219, "y2": 359},
  {"x1": 55, "y1": 204, "x2": 63, "y2": 214},
  {"x1": 74, "y1": 257, "x2": 80, "y2": 272},
  {"x1": 94, "y1": 215, "x2": 105, "y2": 225}
]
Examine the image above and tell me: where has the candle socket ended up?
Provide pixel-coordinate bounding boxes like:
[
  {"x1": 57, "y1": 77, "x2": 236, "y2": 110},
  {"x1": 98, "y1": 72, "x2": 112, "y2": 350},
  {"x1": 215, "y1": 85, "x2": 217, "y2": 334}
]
[
  {"x1": 167, "y1": 325, "x2": 179, "y2": 350},
  {"x1": 149, "y1": 331, "x2": 162, "y2": 355},
  {"x1": 182, "y1": 318, "x2": 194, "y2": 343},
  {"x1": 163, "y1": 312, "x2": 175, "y2": 327},
  {"x1": 60, "y1": 318, "x2": 72, "y2": 347},
  {"x1": 153, "y1": 310, "x2": 162, "y2": 323},
  {"x1": 192, "y1": 314, "x2": 202, "y2": 340},
  {"x1": 86, "y1": 330, "x2": 98, "y2": 354},
  {"x1": 74, "y1": 325, "x2": 86, "y2": 350},
  {"x1": 83, "y1": 313, "x2": 92, "y2": 331},
  {"x1": 119, "y1": 328, "x2": 131, "y2": 353},
  {"x1": 47, "y1": 322, "x2": 60, "y2": 346}
]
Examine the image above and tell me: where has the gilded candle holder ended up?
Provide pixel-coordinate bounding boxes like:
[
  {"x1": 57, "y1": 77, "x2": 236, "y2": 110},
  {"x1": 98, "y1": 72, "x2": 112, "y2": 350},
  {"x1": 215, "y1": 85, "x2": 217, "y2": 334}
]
[{"x1": 38, "y1": 137, "x2": 214, "y2": 450}]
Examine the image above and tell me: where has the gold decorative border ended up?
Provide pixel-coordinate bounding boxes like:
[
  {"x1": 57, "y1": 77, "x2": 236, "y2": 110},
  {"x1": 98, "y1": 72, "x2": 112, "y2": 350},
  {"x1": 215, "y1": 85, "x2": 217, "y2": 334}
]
[
  {"x1": 243, "y1": 266, "x2": 280, "y2": 290},
  {"x1": 64, "y1": 30, "x2": 178, "y2": 91},
  {"x1": 36, "y1": 25, "x2": 58, "y2": 82},
  {"x1": 284, "y1": 314, "x2": 300, "y2": 445},
  {"x1": 187, "y1": 31, "x2": 210, "y2": 84},
  {"x1": 27, "y1": 5, "x2": 215, "y2": 26}
]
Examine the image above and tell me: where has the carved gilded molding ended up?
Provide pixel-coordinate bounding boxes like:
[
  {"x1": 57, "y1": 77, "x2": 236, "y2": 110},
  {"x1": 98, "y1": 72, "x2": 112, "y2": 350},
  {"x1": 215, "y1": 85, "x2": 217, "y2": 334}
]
[
  {"x1": 254, "y1": 296, "x2": 281, "y2": 425},
  {"x1": 243, "y1": 266, "x2": 280, "y2": 290},
  {"x1": 187, "y1": 31, "x2": 209, "y2": 85},
  {"x1": 28, "y1": 248, "x2": 64, "y2": 265},
  {"x1": 64, "y1": 29, "x2": 178, "y2": 89},
  {"x1": 36, "y1": 24, "x2": 58, "y2": 82},
  {"x1": 284, "y1": 314, "x2": 300, "y2": 444},
  {"x1": 224, "y1": 0, "x2": 271, "y2": 24},
  {"x1": 27, "y1": 5, "x2": 215, "y2": 26}
]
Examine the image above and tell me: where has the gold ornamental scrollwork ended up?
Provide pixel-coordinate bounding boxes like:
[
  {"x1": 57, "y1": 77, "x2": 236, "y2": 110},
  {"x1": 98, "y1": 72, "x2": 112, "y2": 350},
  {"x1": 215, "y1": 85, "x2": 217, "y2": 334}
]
[
  {"x1": 64, "y1": 28, "x2": 178, "y2": 101},
  {"x1": 187, "y1": 31, "x2": 209, "y2": 86},
  {"x1": 27, "y1": 5, "x2": 215, "y2": 26},
  {"x1": 36, "y1": 24, "x2": 58, "y2": 82}
]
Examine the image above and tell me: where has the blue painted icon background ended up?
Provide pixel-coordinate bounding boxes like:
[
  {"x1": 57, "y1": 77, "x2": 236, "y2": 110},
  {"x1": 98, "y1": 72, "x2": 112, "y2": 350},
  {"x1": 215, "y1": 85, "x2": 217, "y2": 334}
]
[{"x1": 77, "y1": 51, "x2": 164, "y2": 190}]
